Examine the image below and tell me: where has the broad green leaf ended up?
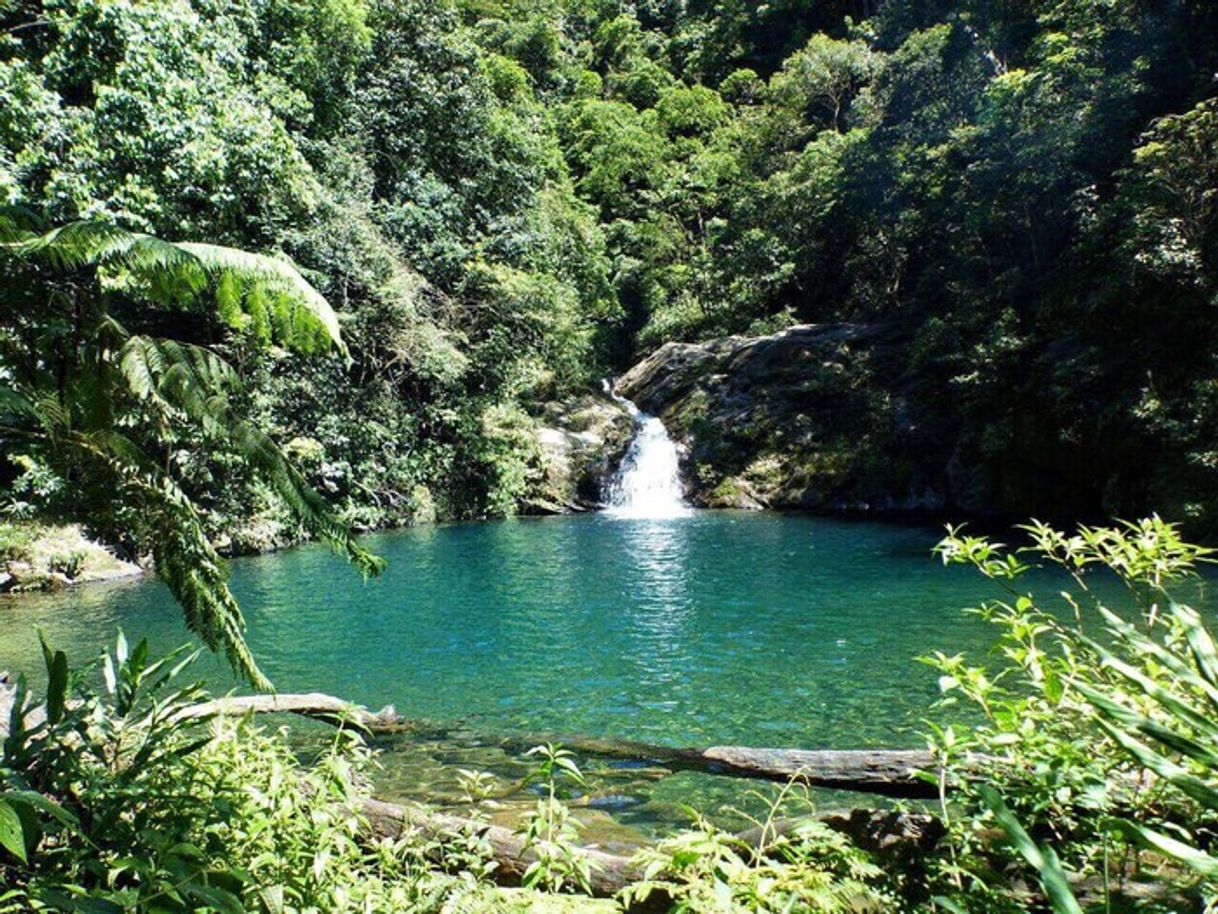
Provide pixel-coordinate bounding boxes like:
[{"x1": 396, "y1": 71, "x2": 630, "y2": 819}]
[
  {"x1": 45, "y1": 649, "x2": 69, "y2": 726},
  {"x1": 40, "y1": 891, "x2": 125, "y2": 914},
  {"x1": 1098, "y1": 718, "x2": 1218, "y2": 809},
  {"x1": 1077, "y1": 681, "x2": 1218, "y2": 768},
  {"x1": 930, "y1": 897, "x2": 969, "y2": 914},
  {"x1": 1107, "y1": 818, "x2": 1218, "y2": 877},
  {"x1": 3, "y1": 791, "x2": 80, "y2": 829},
  {"x1": 258, "y1": 884, "x2": 285, "y2": 914},
  {"x1": 183, "y1": 882, "x2": 244, "y2": 914},
  {"x1": 979, "y1": 786, "x2": 1083, "y2": 914},
  {"x1": 0, "y1": 799, "x2": 29, "y2": 863},
  {"x1": 1177, "y1": 603, "x2": 1218, "y2": 688}
]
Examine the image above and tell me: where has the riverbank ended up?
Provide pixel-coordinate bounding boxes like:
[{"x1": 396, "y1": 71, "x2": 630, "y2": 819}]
[{"x1": 0, "y1": 521, "x2": 144, "y2": 593}]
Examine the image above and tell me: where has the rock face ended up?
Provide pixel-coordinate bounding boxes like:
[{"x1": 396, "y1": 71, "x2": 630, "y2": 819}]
[
  {"x1": 616, "y1": 323, "x2": 948, "y2": 512},
  {"x1": 525, "y1": 396, "x2": 636, "y2": 513}
]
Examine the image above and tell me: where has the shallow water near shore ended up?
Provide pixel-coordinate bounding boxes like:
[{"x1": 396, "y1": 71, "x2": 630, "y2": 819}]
[{"x1": 2, "y1": 511, "x2": 1209, "y2": 840}]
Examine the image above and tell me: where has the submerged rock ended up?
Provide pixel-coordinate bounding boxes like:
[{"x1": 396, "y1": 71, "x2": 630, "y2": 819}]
[
  {"x1": 524, "y1": 396, "x2": 636, "y2": 514},
  {"x1": 616, "y1": 323, "x2": 948, "y2": 513}
]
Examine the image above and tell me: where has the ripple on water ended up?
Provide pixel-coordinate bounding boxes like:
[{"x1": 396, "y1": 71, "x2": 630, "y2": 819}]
[{"x1": 2, "y1": 511, "x2": 1199, "y2": 833}]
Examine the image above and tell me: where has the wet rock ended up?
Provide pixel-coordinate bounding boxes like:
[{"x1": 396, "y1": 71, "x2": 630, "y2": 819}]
[
  {"x1": 616, "y1": 323, "x2": 948, "y2": 514},
  {"x1": 524, "y1": 395, "x2": 635, "y2": 513},
  {"x1": 579, "y1": 792, "x2": 643, "y2": 811},
  {"x1": 0, "y1": 525, "x2": 144, "y2": 593},
  {"x1": 617, "y1": 321, "x2": 1160, "y2": 521}
]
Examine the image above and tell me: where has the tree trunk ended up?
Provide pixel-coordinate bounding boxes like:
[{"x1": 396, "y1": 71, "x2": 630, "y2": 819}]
[
  {"x1": 178, "y1": 691, "x2": 937, "y2": 797},
  {"x1": 1, "y1": 683, "x2": 937, "y2": 797},
  {"x1": 172, "y1": 692, "x2": 408, "y2": 734}
]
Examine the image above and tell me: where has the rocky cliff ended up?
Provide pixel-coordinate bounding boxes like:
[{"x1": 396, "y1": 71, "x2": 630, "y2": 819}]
[
  {"x1": 525, "y1": 396, "x2": 635, "y2": 513},
  {"x1": 615, "y1": 323, "x2": 948, "y2": 512},
  {"x1": 614, "y1": 322, "x2": 1160, "y2": 521}
]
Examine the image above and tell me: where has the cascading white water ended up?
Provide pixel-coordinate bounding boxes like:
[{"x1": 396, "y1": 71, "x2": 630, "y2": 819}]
[{"x1": 605, "y1": 390, "x2": 692, "y2": 519}]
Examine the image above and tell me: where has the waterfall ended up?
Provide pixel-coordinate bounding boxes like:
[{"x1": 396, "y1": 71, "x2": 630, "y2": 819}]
[{"x1": 605, "y1": 389, "x2": 692, "y2": 519}]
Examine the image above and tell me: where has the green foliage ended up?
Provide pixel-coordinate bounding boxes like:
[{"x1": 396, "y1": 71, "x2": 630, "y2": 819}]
[
  {"x1": 44, "y1": 549, "x2": 83, "y2": 578},
  {"x1": 9, "y1": 0, "x2": 1215, "y2": 526},
  {"x1": 517, "y1": 744, "x2": 596, "y2": 893},
  {"x1": 623, "y1": 782, "x2": 896, "y2": 913},
  {"x1": 926, "y1": 517, "x2": 1218, "y2": 911},
  {"x1": 0, "y1": 521, "x2": 33, "y2": 563},
  {"x1": 0, "y1": 636, "x2": 905, "y2": 913},
  {"x1": 0, "y1": 215, "x2": 380, "y2": 686},
  {"x1": 0, "y1": 633, "x2": 508, "y2": 914}
]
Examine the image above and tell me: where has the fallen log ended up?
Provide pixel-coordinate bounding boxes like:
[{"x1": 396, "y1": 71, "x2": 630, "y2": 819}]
[
  {"x1": 2, "y1": 681, "x2": 937, "y2": 797},
  {"x1": 173, "y1": 692, "x2": 408, "y2": 735},
  {"x1": 404, "y1": 732, "x2": 935, "y2": 797},
  {"x1": 171, "y1": 691, "x2": 937, "y2": 797},
  {"x1": 362, "y1": 797, "x2": 652, "y2": 901},
  {"x1": 684, "y1": 747, "x2": 935, "y2": 798}
]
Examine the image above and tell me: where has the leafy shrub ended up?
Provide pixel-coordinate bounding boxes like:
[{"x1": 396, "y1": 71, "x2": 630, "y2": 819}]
[
  {"x1": 45, "y1": 550, "x2": 84, "y2": 579},
  {"x1": 624, "y1": 781, "x2": 896, "y2": 913},
  {"x1": 0, "y1": 522, "x2": 34, "y2": 564},
  {"x1": 0, "y1": 633, "x2": 498, "y2": 914},
  {"x1": 516, "y1": 744, "x2": 597, "y2": 894},
  {"x1": 925, "y1": 517, "x2": 1218, "y2": 912}
]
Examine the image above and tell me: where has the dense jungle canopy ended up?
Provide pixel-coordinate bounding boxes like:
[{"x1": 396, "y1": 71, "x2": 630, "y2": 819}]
[{"x1": 3, "y1": 0, "x2": 1218, "y2": 543}]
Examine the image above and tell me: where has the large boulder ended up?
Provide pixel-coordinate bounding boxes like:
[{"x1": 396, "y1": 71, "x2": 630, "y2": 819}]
[
  {"x1": 616, "y1": 323, "x2": 948, "y2": 512},
  {"x1": 525, "y1": 396, "x2": 636, "y2": 513}
]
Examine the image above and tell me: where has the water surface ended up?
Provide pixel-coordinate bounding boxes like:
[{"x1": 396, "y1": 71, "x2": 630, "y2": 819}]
[{"x1": 0, "y1": 512, "x2": 1158, "y2": 840}]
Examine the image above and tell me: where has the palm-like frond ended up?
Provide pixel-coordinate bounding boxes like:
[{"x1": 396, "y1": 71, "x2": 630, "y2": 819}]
[
  {"x1": 1, "y1": 215, "x2": 380, "y2": 687},
  {"x1": 227, "y1": 417, "x2": 385, "y2": 577},
  {"x1": 3, "y1": 218, "x2": 348, "y2": 361},
  {"x1": 176, "y1": 242, "x2": 345, "y2": 358},
  {"x1": 0, "y1": 412, "x2": 269, "y2": 687},
  {"x1": 118, "y1": 334, "x2": 385, "y2": 577}
]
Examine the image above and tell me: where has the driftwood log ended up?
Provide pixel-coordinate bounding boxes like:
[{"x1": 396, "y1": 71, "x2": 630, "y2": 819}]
[
  {"x1": 172, "y1": 692, "x2": 410, "y2": 734},
  {"x1": 1, "y1": 680, "x2": 935, "y2": 796},
  {"x1": 362, "y1": 797, "x2": 654, "y2": 901},
  {"x1": 173, "y1": 691, "x2": 937, "y2": 797}
]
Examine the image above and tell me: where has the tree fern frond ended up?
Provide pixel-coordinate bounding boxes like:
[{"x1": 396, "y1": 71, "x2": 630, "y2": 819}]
[
  {"x1": 229, "y1": 418, "x2": 386, "y2": 577},
  {"x1": 0, "y1": 205, "x2": 44, "y2": 243},
  {"x1": 177, "y1": 242, "x2": 347, "y2": 360},
  {"x1": 14, "y1": 220, "x2": 146, "y2": 271},
  {"x1": 54, "y1": 426, "x2": 269, "y2": 688},
  {"x1": 2, "y1": 218, "x2": 375, "y2": 688},
  {"x1": 0, "y1": 384, "x2": 39, "y2": 422},
  {"x1": 0, "y1": 385, "x2": 70, "y2": 435},
  {"x1": 9, "y1": 221, "x2": 348, "y2": 360},
  {"x1": 119, "y1": 336, "x2": 238, "y2": 436},
  {"x1": 115, "y1": 335, "x2": 384, "y2": 577}
]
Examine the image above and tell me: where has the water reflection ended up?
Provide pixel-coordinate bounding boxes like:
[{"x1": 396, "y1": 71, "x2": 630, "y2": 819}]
[{"x1": 618, "y1": 517, "x2": 694, "y2": 692}]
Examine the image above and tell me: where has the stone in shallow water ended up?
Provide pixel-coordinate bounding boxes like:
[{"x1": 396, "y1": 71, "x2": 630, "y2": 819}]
[{"x1": 581, "y1": 793, "x2": 642, "y2": 811}]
